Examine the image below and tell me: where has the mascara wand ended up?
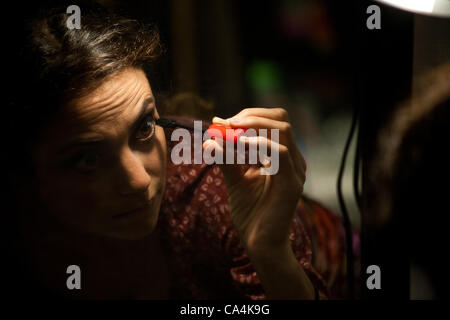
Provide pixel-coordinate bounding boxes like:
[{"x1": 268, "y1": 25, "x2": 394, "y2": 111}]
[
  {"x1": 155, "y1": 118, "x2": 202, "y2": 132},
  {"x1": 156, "y1": 117, "x2": 246, "y2": 142}
]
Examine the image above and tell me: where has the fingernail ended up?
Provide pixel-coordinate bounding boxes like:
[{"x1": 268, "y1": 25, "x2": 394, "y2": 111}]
[{"x1": 212, "y1": 116, "x2": 227, "y2": 124}]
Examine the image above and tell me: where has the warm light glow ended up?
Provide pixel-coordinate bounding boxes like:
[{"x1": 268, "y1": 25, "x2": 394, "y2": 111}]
[{"x1": 380, "y1": 0, "x2": 435, "y2": 13}]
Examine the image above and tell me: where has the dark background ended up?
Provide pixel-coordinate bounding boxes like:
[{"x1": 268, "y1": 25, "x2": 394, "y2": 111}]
[
  {"x1": 5, "y1": 0, "x2": 450, "y2": 299},
  {"x1": 110, "y1": 0, "x2": 415, "y2": 299}
]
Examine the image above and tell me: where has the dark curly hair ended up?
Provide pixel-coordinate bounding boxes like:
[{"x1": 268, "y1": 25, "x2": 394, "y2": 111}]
[
  {"x1": 2, "y1": 1, "x2": 165, "y2": 297},
  {"x1": 5, "y1": 1, "x2": 164, "y2": 174}
]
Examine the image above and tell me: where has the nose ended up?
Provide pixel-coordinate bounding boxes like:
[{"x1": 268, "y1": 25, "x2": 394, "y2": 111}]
[{"x1": 116, "y1": 148, "x2": 151, "y2": 195}]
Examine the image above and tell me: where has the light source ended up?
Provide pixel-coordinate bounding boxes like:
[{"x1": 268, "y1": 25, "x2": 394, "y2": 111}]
[{"x1": 375, "y1": 0, "x2": 450, "y2": 17}]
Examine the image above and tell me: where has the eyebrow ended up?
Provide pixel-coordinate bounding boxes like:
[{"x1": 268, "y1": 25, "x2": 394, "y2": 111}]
[
  {"x1": 129, "y1": 97, "x2": 155, "y2": 133},
  {"x1": 57, "y1": 97, "x2": 155, "y2": 155}
]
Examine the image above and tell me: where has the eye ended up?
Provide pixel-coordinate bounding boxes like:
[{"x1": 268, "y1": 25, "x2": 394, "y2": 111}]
[
  {"x1": 72, "y1": 151, "x2": 100, "y2": 172},
  {"x1": 135, "y1": 114, "x2": 156, "y2": 142}
]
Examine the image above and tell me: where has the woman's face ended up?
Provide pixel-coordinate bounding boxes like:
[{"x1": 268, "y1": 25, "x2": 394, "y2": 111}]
[{"x1": 30, "y1": 68, "x2": 167, "y2": 240}]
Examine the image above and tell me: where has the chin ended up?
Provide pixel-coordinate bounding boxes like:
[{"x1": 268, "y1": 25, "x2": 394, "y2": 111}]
[
  {"x1": 116, "y1": 226, "x2": 157, "y2": 240},
  {"x1": 111, "y1": 212, "x2": 160, "y2": 240},
  {"x1": 96, "y1": 204, "x2": 161, "y2": 240}
]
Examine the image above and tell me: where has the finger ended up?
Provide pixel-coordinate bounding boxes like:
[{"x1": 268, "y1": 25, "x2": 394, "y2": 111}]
[
  {"x1": 230, "y1": 107, "x2": 290, "y2": 122},
  {"x1": 229, "y1": 116, "x2": 306, "y2": 178},
  {"x1": 206, "y1": 117, "x2": 306, "y2": 184},
  {"x1": 248, "y1": 134, "x2": 304, "y2": 186},
  {"x1": 239, "y1": 135, "x2": 305, "y2": 196},
  {"x1": 238, "y1": 135, "x2": 293, "y2": 177},
  {"x1": 228, "y1": 115, "x2": 294, "y2": 146},
  {"x1": 234, "y1": 134, "x2": 304, "y2": 200}
]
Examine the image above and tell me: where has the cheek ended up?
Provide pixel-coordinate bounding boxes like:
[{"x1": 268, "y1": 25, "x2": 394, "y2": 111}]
[
  {"x1": 148, "y1": 127, "x2": 167, "y2": 183},
  {"x1": 137, "y1": 129, "x2": 167, "y2": 213},
  {"x1": 37, "y1": 172, "x2": 104, "y2": 227},
  {"x1": 32, "y1": 130, "x2": 168, "y2": 234},
  {"x1": 31, "y1": 151, "x2": 105, "y2": 231}
]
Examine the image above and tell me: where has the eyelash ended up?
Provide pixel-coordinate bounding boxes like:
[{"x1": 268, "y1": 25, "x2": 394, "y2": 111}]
[
  {"x1": 69, "y1": 150, "x2": 101, "y2": 173},
  {"x1": 68, "y1": 113, "x2": 156, "y2": 173},
  {"x1": 135, "y1": 113, "x2": 156, "y2": 143}
]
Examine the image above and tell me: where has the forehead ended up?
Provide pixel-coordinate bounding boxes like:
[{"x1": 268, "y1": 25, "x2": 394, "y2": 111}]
[
  {"x1": 34, "y1": 68, "x2": 155, "y2": 156},
  {"x1": 65, "y1": 68, "x2": 153, "y2": 126},
  {"x1": 42, "y1": 68, "x2": 154, "y2": 140}
]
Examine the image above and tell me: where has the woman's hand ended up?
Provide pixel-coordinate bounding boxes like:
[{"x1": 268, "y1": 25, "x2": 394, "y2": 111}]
[
  {"x1": 203, "y1": 108, "x2": 307, "y2": 258},
  {"x1": 203, "y1": 108, "x2": 315, "y2": 299}
]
